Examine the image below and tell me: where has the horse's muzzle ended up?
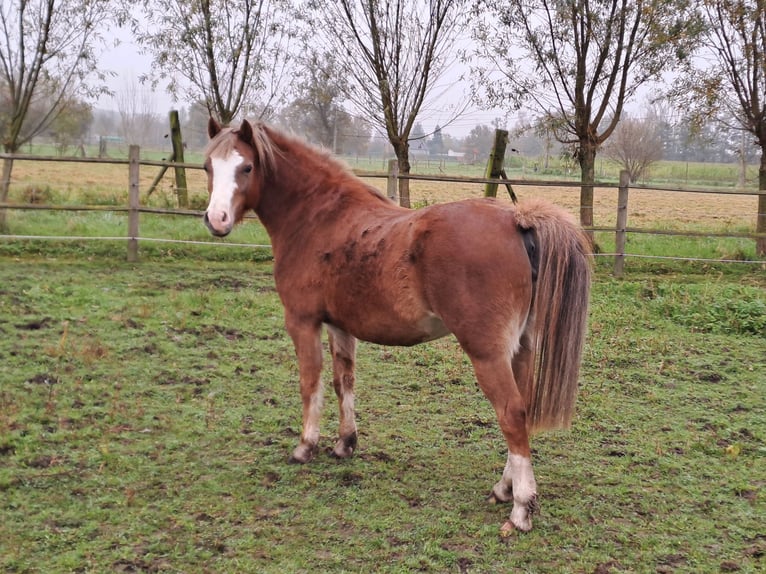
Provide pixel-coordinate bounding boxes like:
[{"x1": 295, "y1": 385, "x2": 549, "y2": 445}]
[{"x1": 203, "y1": 211, "x2": 232, "y2": 237}]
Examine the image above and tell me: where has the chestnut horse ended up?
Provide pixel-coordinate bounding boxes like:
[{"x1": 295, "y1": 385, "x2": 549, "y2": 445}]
[{"x1": 202, "y1": 118, "x2": 591, "y2": 533}]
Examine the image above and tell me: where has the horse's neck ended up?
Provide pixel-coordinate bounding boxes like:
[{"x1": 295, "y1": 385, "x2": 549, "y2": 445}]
[
  {"x1": 255, "y1": 141, "x2": 346, "y2": 232},
  {"x1": 255, "y1": 147, "x2": 390, "y2": 244}
]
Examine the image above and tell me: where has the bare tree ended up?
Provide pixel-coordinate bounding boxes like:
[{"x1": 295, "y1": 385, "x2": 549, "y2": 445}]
[
  {"x1": 472, "y1": 0, "x2": 701, "y2": 235},
  {"x1": 673, "y1": 0, "x2": 766, "y2": 256},
  {"x1": 602, "y1": 114, "x2": 663, "y2": 183},
  {"x1": 0, "y1": 0, "x2": 113, "y2": 230},
  {"x1": 115, "y1": 77, "x2": 159, "y2": 146},
  {"x1": 308, "y1": 0, "x2": 466, "y2": 207},
  {"x1": 132, "y1": 0, "x2": 296, "y2": 125}
]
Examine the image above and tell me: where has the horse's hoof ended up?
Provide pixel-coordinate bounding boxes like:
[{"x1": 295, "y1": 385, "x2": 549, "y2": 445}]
[
  {"x1": 330, "y1": 445, "x2": 354, "y2": 459},
  {"x1": 330, "y1": 433, "x2": 357, "y2": 459},
  {"x1": 288, "y1": 444, "x2": 316, "y2": 464},
  {"x1": 508, "y1": 494, "x2": 537, "y2": 532},
  {"x1": 499, "y1": 517, "x2": 532, "y2": 536}
]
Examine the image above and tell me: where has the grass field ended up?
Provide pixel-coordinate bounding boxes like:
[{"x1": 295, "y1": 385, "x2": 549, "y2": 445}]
[
  {"x1": 0, "y1": 253, "x2": 764, "y2": 573},
  {"x1": 0, "y1": 149, "x2": 764, "y2": 572}
]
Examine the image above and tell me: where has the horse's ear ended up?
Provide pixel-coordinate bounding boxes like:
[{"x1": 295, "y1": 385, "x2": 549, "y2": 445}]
[
  {"x1": 208, "y1": 117, "x2": 222, "y2": 139},
  {"x1": 238, "y1": 119, "x2": 255, "y2": 146}
]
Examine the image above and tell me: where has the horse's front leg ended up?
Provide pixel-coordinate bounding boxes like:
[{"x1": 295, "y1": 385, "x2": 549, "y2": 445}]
[
  {"x1": 286, "y1": 320, "x2": 324, "y2": 464},
  {"x1": 327, "y1": 326, "x2": 358, "y2": 458}
]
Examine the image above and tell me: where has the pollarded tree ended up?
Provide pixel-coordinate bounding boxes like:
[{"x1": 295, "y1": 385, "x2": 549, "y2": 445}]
[
  {"x1": 674, "y1": 0, "x2": 766, "y2": 256},
  {"x1": 131, "y1": 0, "x2": 297, "y2": 125},
  {"x1": 307, "y1": 0, "x2": 467, "y2": 207},
  {"x1": 0, "y1": 0, "x2": 113, "y2": 231},
  {"x1": 472, "y1": 0, "x2": 702, "y2": 235}
]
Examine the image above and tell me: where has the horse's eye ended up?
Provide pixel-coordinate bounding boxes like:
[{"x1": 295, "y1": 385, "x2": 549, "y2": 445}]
[{"x1": 243, "y1": 164, "x2": 253, "y2": 174}]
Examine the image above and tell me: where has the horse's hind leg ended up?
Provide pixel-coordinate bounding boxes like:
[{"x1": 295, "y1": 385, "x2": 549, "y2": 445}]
[
  {"x1": 469, "y1": 354, "x2": 538, "y2": 532},
  {"x1": 327, "y1": 326, "x2": 358, "y2": 458}
]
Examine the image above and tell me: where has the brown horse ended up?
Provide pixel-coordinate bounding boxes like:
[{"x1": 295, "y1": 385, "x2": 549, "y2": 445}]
[{"x1": 203, "y1": 118, "x2": 592, "y2": 533}]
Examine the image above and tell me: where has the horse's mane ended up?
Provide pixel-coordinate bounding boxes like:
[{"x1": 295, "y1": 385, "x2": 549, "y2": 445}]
[
  {"x1": 260, "y1": 124, "x2": 356, "y2": 179},
  {"x1": 204, "y1": 122, "x2": 280, "y2": 175},
  {"x1": 206, "y1": 121, "x2": 389, "y2": 202}
]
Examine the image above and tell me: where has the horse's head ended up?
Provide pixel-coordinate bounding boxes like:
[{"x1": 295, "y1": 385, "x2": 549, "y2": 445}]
[{"x1": 203, "y1": 117, "x2": 265, "y2": 237}]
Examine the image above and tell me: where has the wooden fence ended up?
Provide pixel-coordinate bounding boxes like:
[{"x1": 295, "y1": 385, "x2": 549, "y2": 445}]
[{"x1": 0, "y1": 148, "x2": 764, "y2": 275}]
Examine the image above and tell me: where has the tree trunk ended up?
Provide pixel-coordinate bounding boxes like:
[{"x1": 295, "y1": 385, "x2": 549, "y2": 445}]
[
  {"x1": 393, "y1": 140, "x2": 411, "y2": 208},
  {"x1": 578, "y1": 143, "x2": 596, "y2": 245},
  {"x1": 0, "y1": 156, "x2": 14, "y2": 233},
  {"x1": 757, "y1": 150, "x2": 766, "y2": 257}
]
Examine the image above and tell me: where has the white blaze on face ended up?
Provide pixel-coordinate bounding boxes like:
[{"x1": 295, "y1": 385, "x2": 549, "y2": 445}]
[{"x1": 205, "y1": 150, "x2": 244, "y2": 236}]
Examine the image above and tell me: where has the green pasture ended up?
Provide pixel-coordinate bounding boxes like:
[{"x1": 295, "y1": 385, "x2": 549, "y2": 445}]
[
  {"x1": 0, "y1": 149, "x2": 764, "y2": 572},
  {"x1": 0, "y1": 250, "x2": 764, "y2": 572}
]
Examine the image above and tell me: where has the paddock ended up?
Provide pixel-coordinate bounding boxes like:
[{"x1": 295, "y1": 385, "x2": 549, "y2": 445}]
[{"x1": 1, "y1": 255, "x2": 763, "y2": 572}]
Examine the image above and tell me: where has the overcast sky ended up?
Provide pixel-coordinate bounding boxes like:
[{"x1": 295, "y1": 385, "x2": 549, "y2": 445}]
[{"x1": 96, "y1": 31, "x2": 509, "y2": 140}]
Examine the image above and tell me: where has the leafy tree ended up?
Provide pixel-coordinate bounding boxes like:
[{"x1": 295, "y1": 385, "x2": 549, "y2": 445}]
[
  {"x1": 48, "y1": 100, "x2": 93, "y2": 156},
  {"x1": 463, "y1": 124, "x2": 494, "y2": 159},
  {"x1": 280, "y1": 49, "x2": 352, "y2": 151},
  {"x1": 307, "y1": 0, "x2": 467, "y2": 207},
  {"x1": 0, "y1": 0, "x2": 113, "y2": 230},
  {"x1": 673, "y1": 0, "x2": 766, "y2": 255},
  {"x1": 472, "y1": 0, "x2": 702, "y2": 236},
  {"x1": 131, "y1": 0, "x2": 297, "y2": 125}
]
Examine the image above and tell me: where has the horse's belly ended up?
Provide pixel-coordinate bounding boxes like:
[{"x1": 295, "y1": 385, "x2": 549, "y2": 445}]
[
  {"x1": 414, "y1": 312, "x2": 451, "y2": 343},
  {"x1": 330, "y1": 310, "x2": 450, "y2": 347}
]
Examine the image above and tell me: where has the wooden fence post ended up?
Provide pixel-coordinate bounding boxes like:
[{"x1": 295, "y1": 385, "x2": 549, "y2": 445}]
[
  {"x1": 484, "y1": 129, "x2": 509, "y2": 198},
  {"x1": 614, "y1": 170, "x2": 630, "y2": 277},
  {"x1": 387, "y1": 159, "x2": 399, "y2": 203},
  {"x1": 169, "y1": 110, "x2": 188, "y2": 208},
  {"x1": 127, "y1": 145, "x2": 140, "y2": 263}
]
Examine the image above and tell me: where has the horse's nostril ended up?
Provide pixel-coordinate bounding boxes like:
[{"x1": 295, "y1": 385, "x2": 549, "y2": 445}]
[{"x1": 221, "y1": 212, "x2": 228, "y2": 223}]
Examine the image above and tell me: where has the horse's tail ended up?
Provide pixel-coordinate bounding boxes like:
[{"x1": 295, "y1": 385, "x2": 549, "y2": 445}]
[{"x1": 514, "y1": 198, "x2": 592, "y2": 432}]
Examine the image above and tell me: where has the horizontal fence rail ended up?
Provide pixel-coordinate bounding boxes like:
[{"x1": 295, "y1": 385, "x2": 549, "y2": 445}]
[{"x1": 0, "y1": 149, "x2": 764, "y2": 274}]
